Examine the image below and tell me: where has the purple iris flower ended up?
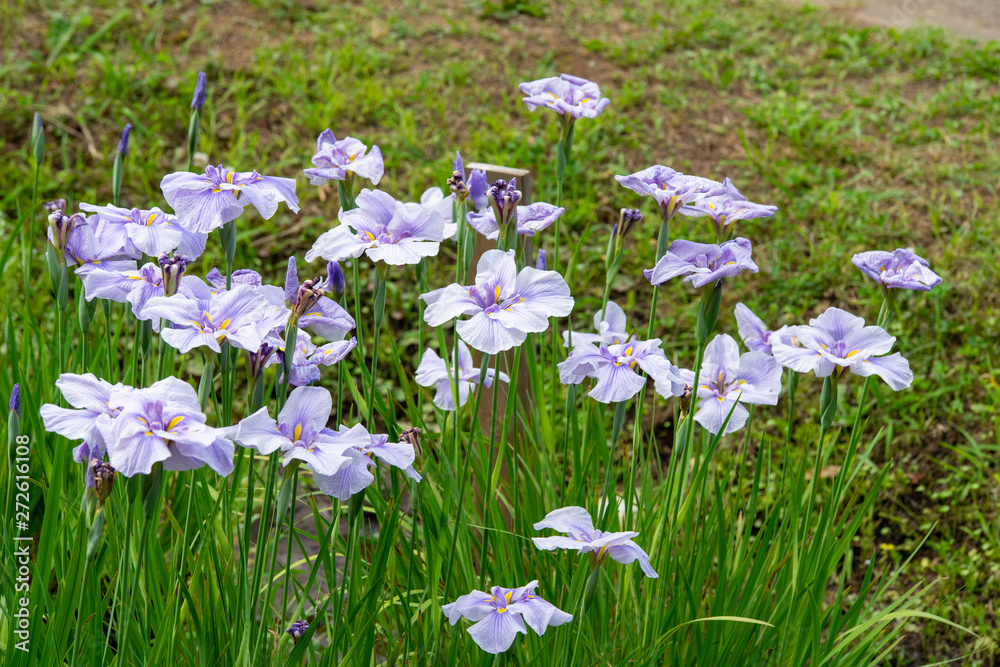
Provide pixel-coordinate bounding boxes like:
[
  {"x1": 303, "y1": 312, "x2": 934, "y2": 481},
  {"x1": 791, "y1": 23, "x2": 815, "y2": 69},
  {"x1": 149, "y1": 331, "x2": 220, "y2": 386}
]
[
  {"x1": 771, "y1": 307, "x2": 913, "y2": 390},
  {"x1": 40, "y1": 373, "x2": 121, "y2": 451},
  {"x1": 447, "y1": 151, "x2": 489, "y2": 211},
  {"x1": 80, "y1": 203, "x2": 208, "y2": 259},
  {"x1": 734, "y1": 303, "x2": 795, "y2": 356},
  {"x1": 442, "y1": 581, "x2": 572, "y2": 655},
  {"x1": 236, "y1": 386, "x2": 367, "y2": 476},
  {"x1": 535, "y1": 249, "x2": 546, "y2": 270},
  {"x1": 644, "y1": 238, "x2": 758, "y2": 288},
  {"x1": 421, "y1": 249, "x2": 574, "y2": 355},
  {"x1": 678, "y1": 178, "x2": 777, "y2": 236},
  {"x1": 79, "y1": 262, "x2": 165, "y2": 317},
  {"x1": 558, "y1": 338, "x2": 685, "y2": 403},
  {"x1": 313, "y1": 428, "x2": 422, "y2": 500},
  {"x1": 415, "y1": 187, "x2": 461, "y2": 240},
  {"x1": 303, "y1": 130, "x2": 384, "y2": 186},
  {"x1": 615, "y1": 166, "x2": 725, "y2": 219},
  {"x1": 532, "y1": 506, "x2": 658, "y2": 578},
  {"x1": 264, "y1": 328, "x2": 357, "y2": 386},
  {"x1": 284, "y1": 258, "x2": 356, "y2": 340},
  {"x1": 142, "y1": 284, "x2": 287, "y2": 353},
  {"x1": 305, "y1": 189, "x2": 445, "y2": 266},
  {"x1": 851, "y1": 248, "x2": 942, "y2": 293},
  {"x1": 675, "y1": 334, "x2": 782, "y2": 435},
  {"x1": 414, "y1": 340, "x2": 510, "y2": 410},
  {"x1": 63, "y1": 224, "x2": 135, "y2": 276},
  {"x1": 562, "y1": 301, "x2": 631, "y2": 349},
  {"x1": 199, "y1": 267, "x2": 287, "y2": 306},
  {"x1": 100, "y1": 377, "x2": 234, "y2": 477},
  {"x1": 467, "y1": 202, "x2": 565, "y2": 241},
  {"x1": 519, "y1": 73, "x2": 610, "y2": 120},
  {"x1": 160, "y1": 164, "x2": 299, "y2": 233}
]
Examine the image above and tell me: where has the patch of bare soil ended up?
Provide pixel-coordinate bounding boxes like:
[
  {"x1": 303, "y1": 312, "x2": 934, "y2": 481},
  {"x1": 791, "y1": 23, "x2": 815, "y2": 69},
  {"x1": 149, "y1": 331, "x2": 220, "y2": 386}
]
[{"x1": 798, "y1": 0, "x2": 1000, "y2": 42}]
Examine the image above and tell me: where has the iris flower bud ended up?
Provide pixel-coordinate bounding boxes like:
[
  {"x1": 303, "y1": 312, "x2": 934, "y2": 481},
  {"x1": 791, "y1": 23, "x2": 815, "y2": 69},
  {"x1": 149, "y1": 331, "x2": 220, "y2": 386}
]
[
  {"x1": 488, "y1": 179, "x2": 521, "y2": 230},
  {"x1": 291, "y1": 279, "x2": 324, "y2": 324},
  {"x1": 400, "y1": 427, "x2": 423, "y2": 460},
  {"x1": 158, "y1": 252, "x2": 190, "y2": 297},
  {"x1": 327, "y1": 261, "x2": 346, "y2": 297},
  {"x1": 9, "y1": 384, "x2": 20, "y2": 418},
  {"x1": 48, "y1": 211, "x2": 81, "y2": 259},
  {"x1": 91, "y1": 459, "x2": 116, "y2": 505},
  {"x1": 117, "y1": 122, "x2": 132, "y2": 156},
  {"x1": 286, "y1": 620, "x2": 309, "y2": 642},
  {"x1": 190, "y1": 72, "x2": 207, "y2": 110}
]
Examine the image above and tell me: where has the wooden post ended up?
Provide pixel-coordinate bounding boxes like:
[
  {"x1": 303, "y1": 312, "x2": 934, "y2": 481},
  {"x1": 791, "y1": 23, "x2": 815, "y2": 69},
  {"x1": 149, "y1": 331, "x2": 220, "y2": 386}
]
[{"x1": 464, "y1": 163, "x2": 536, "y2": 441}]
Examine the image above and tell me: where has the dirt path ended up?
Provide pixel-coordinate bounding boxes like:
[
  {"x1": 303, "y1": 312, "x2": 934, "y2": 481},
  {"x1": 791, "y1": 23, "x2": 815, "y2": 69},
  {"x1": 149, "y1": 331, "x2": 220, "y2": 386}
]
[{"x1": 800, "y1": 0, "x2": 1000, "y2": 42}]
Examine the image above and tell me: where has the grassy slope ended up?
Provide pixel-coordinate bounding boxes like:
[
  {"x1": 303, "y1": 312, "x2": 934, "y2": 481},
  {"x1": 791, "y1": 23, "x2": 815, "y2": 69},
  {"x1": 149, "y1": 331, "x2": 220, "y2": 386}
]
[{"x1": 1, "y1": 0, "x2": 998, "y2": 660}]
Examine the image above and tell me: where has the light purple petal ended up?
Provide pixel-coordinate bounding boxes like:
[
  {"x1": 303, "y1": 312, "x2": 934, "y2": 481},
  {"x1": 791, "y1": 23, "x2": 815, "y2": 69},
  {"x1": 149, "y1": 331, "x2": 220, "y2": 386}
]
[
  {"x1": 851, "y1": 352, "x2": 913, "y2": 390},
  {"x1": 466, "y1": 610, "x2": 527, "y2": 654}
]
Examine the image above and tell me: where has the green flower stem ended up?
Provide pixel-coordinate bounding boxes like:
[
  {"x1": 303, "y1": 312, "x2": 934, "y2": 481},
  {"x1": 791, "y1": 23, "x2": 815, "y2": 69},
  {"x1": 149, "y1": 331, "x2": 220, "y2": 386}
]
[
  {"x1": 186, "y1": 109, "x2": 200, "y2": 173},
  {"x1": 442, "y1": 353, "x2": 491, "y2": 599},
  {"x1": 367, "y1": 264, "x2": 387, "y2": 426}
]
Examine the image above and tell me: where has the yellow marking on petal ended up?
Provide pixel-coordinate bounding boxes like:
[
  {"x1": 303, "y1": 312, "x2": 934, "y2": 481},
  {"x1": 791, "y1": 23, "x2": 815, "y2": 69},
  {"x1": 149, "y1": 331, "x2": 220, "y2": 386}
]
[
  {"x1": 293, "y1": 424, "x2": 302, "y2": 441},
  {"x1": 737, "y1": 379, "x2": 746, "y2": 385},
  {"x1": 579, "y1": 97, "x2": 591, "y2": 103},
  {"x1": 138, "y1": 416, "x2": 149, "y2": 425},
  {"x1": 348, "y1": 153, "x2": 358, "y2": 162},
  {"x1": 699, "y1": 384, "x2": 710, "y2": 389},
  {"x1": 624, "y1": 346, "x2": 633, "y2": 357},
  {"x1": 504, "y1": 591, "x2": 513, "y2": 604},
  {"x1": 166, "y1": 415, "x2": 184, "y2": 430},
  {"x1": 147, "y1": 213, "x2": 158, "y2": 226},
  {"x1": 707, "y1": 202, "x2": 715, "y2": 210},
  {"x1": 497, "y1": 608, "x2": 507, "y2": 614},
  {"x1": 226, "y1": 171, "x2": 235, "y2": 184},
  {"x1": 494, "y1": 285, "x2": 501, "y2": 302},
  {"x1": 304, "y1": 312, "x2": 321, "y2": 317},
  {"x1": 366, "y1": 231, "x2": 375, "y2": 241},
  {"x1": 845, "y1": 350, "x2": 859, "y2": 358},
  {"x1": 144, "y1": 431, "x2": 154, "y2": 436},
  {"x1": 219, "y1": 318, "x2": 231, "y2": 330},
  {"x1": 212, "y1": 188, "x2": 222, "y2": 194},
  {"x1": 723, "y1": 261, "x2": 737, "y2": 266},
  {"x1": 717, "y1": 395, "x2": 725, "y2": 402},
  {"x1": 820, "y1": 343, "x2": 827, "y2": 350},
  {"x1": 204, "y1": 311, "x2": 212, "y2": 322},
  {"x1": 127, "y1": 276, "x2": 143, "y2": 280}
]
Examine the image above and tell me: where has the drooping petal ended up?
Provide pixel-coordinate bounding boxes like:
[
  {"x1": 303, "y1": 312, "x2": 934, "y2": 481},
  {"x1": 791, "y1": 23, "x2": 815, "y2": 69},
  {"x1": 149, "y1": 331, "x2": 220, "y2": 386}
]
[
  {"x1": 588, "y1": 363, "x2": 646, "y2": 403},
  {"x1": 456, "y1": 312, "x2": 526, "y2": 355},
  {"x1": 604, "y1": 541, "x2": 659, "y2": 578},
  {"x1": 313, "y1": 458, "x2": 375, "y2": 500},
  {"x1": 693, "y1": 394, "x2": 750, "y2": 436},
  {"x1": 236, "y1": 407, "x2": 287, "y2": 455},
  {"x1": 422, "y1": 284, "x2": 481, "y2": 326},
  {"x1": 441, "y1": 591, "x2": 497, "y2": 624},
  {"x1": 466, "y1": 610, "x2": 527, "y2": 655},
  {"x1": 509, "y1": 594, "x2": 573, "y2": 635},
  {"x1": 850, "y1": 352, "x2": 913, "y2": 390},
  {"x1": 531, "y1": 536, "x2": 587, "y2": 552}
]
